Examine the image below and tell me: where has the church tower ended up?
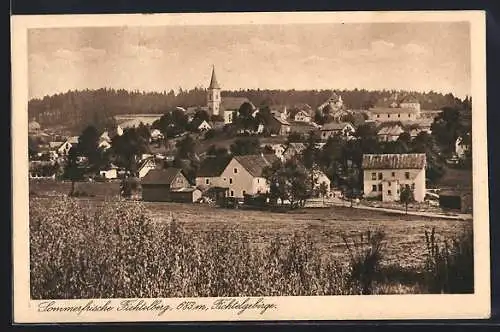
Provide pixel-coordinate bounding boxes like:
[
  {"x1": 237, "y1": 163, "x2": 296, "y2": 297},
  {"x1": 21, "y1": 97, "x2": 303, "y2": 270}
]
[{"x1": 207, "y1": 65, "x2": 221, "y2": 116}]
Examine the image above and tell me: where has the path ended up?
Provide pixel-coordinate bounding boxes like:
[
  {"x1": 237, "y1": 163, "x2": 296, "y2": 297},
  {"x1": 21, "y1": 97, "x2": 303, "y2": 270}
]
[{"x1": 306, "y1": 198, "x2": 473, "y2": 221}]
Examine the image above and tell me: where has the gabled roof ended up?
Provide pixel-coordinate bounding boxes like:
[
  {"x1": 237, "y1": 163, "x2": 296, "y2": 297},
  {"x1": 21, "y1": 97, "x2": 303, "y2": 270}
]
[
  {"x1": 141, "y1": 168, "x2": 183, "y2": 185},
  {"x1": 362, "y1": 153, "x2": 426, "y2": 170},
  {"x1": 196, "y1": 156, "x2": 232, "y2": 177},
  {"x1": 233, "y1": 154, "x2": 279, "y2": 177},
  {"x1": 377, "y1": 124, "x2": 405, "y2": 136},
  {"x1": 208, "y1": 66, "x2": 221, "y2": 89},
  {"x1": 221, "y1": 97, "x2": 253, "y2": 111},
  {"x1": 321, "y1": 122, "x2": 354, "y2": 131},
  {"x1": 191, "y1": 118, "x2": 211, "y2": 129},
  {"x1": 66, "y1": 136, "x2": 79, "y2": 145},
  {"x1": 49, "y1": 141, "x2": 64, "y2": 149},
  {"x1": 286, "y1": 142, "x2": 307, "y2": 153},
  {"x1": 289, "y1": 108, "x2": 311, "y2": 118},
  {"x1": 271, "y1": 115, "x2": 290, "y2": 126},
  {"x1": 138, "y1": 158, "x2": 156, "y2": 171},
  {"x1": 399, "y1": 94, "x2": 420, "y2": 104}
]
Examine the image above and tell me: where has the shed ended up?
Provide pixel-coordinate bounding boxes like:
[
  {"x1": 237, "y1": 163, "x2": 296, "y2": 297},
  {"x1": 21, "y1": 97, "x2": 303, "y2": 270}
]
[
  {"x1": 439, "y1": 190, "x2": 473, "y2": 213},
  {"x1": 141, "y1": 168, "x2": 192, "y2": 202}
]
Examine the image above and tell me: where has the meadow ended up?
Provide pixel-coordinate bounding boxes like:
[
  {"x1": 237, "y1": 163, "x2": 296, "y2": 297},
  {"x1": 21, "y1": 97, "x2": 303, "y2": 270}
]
[{"x1": 29, "y1": 191, "x2": 473, "y2": 299}]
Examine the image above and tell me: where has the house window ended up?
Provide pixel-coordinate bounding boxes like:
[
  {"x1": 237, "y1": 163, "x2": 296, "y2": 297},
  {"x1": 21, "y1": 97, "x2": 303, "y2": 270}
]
[
  {"x1": 233, "y1": 168, "x2": 238, "y2": 174},
  {"x1": 372, "y1": 185, "x2": 377, "y2": 192},
  {"x1": 408, "y1": 114, "x2": 411, "y2": 118},
  {"x1": 376, "y1": 114, "x2": 380, "y2": 118},
  {"x1": 205, "y1": 178, "x2": 209, "y2": 185},
  {"x1": 242, "y1": 190, "x2": 246, "y2": 196},
  {"x1": 388, "y1": 181, "x2": 391, "y2": 187},
  {"x1": 411, "y1": 183, "x2": 415, "y2": 190},
  {"x1": 230, "y1": 190, "x2": 234, "y2": 197},
  {"x1": 371, "y1": 172, "x2": 376, "y2": 180},
  {"x1": 257, "y1": 179, "x2": 260, "y2": 183},
  {"x1": 388, "y1": 114, "x2": 390, "y2": 118},
  {"x1": 388, "y1": 190, "x2": 392, "y2": 195},
  {"x1": 398, "y1": 114, "x2": 400, "y2": 118},
  {"x1": 405, "y1": 172, "x2": 410, "y2": 179},
  {"x1": 229, "y1": 178, "x2": 233, "y2": 184},
  {"x1": 391, "y1": 171, "x2": 395, "y2": 177},
  {"x1": 223, "y1": 178, "x2": 227, "y2": 181},
  {"x1": 378, "y1": 173, "x2": 383, "y2": 180},
  {"x1": 378, "y1": 184, "x2": 383, "y2": 191}
]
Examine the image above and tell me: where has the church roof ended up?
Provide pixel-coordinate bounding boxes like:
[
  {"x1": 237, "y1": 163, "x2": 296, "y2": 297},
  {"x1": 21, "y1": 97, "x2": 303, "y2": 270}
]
[{"x1": 208, "y1": 66, "x2": 220, "y2": 89}]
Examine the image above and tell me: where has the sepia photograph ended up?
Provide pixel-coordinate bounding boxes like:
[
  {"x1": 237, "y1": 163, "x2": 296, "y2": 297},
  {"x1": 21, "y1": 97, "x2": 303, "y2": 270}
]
[{"x1": 11, "y1": 11, "x2": 489, "y2": 322}]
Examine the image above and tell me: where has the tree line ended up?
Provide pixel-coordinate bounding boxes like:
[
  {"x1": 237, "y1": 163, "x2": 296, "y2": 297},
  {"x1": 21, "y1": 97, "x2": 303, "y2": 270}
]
[{"x1": 29, "y1": 87, "x2": 470, "y2": 133}]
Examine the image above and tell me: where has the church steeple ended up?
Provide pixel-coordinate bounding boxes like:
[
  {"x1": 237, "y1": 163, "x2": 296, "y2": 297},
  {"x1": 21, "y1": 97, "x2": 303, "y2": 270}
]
[
  {"x1": 209, "y1": 65, "x2": 220, "y2": 90},
  {"x1": 207, "y1": 65, "x2": 221, "y2": 116}
]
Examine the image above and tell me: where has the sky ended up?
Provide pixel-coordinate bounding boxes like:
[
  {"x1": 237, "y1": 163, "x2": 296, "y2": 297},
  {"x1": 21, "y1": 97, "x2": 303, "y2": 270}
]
[{"x1": 28, "y1": 22, "x2": 471, "y2": 99}]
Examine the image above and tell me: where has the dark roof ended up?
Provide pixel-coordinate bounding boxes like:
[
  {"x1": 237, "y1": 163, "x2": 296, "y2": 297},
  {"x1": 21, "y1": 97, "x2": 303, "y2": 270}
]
[
  {"x1": 141, "y1": 168, "x2": 183, "y2": 185},
  {"x1": 321, "y1": 122, "x2": 354, "y2": 131},
  {"x1": 362, "y1": 153, "x2": 426, "y2": 170},
  {"x1": 289, "y1": 121, "x2": 319, "y2": 134},
  {"x1": 220, "y1": 97, "x2": 253, "y2": 111},
  {"x1": 289, "y1": 108, "x2": 311, "y2": 118},
  {"x1": 400, "y1": 95, "x2": 420, "y2": 103},
  {"x1": 196, "y1": 156, "x2": 232, "y2": 177},
  {"x1": 368, "y1": 107, "x2": 419, "y2": 114},
  {"x1": 208, "y1": 66, "x2": 220, "y2": 89},
  {"x1": 234, "y1": 154, "x2": 279, "y2": 177}
]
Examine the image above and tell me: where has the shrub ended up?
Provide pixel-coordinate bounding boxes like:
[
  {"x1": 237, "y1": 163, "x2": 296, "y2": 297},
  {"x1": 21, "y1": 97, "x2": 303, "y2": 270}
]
[
  {"x1": 341, "y1": 229, "x2": 386, "y2": 295},
  {"x1": 424, "y1": 227, "x2": 474, "y2": 294}
]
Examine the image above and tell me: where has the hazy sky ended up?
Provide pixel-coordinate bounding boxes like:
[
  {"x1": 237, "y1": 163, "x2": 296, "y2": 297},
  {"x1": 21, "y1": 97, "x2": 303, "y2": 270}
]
[{"x1": 28, "y1": 22, "x2": 471, "y2": 99}]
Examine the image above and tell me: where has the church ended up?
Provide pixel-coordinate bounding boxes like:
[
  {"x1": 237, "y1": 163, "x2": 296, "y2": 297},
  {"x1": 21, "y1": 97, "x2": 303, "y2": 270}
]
[{"x1": 206, "y1": 66, "x2": 255, "y2": 124}]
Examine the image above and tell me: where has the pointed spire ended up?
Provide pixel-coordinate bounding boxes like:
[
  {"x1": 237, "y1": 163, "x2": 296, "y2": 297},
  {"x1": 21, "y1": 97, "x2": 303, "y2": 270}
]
[{"x1": 208, "y1": 65, "x2": 220, "y2": 89}]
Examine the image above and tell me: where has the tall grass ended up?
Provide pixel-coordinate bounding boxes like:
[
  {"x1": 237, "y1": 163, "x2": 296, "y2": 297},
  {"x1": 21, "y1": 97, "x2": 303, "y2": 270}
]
[
  {"x1": 29, "y1": 198, "x2": 474, "y2": 299},
  {"x1": 424, "y1": 227, "x2": 474, "y2": 294}
]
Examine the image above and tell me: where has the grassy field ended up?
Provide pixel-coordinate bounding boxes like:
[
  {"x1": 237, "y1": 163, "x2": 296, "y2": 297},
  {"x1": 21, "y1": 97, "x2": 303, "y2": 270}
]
[{"x1": 31, "y1": 192, "x2": 470, "y2": 270}]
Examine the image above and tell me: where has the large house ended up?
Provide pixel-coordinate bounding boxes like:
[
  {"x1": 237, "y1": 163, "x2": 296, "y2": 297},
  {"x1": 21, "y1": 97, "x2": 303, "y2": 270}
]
[
  {"x1": 141, "y1": 168, "x2": 201, "y2": 203},
  {"x1": 57, "y1": 136, "x2": 79, "y2": 156},
  {"x1": 320, "y1": 122, "x2": 355, "y2": 140},
  {"x1": 196, "y1": 154, "x2": 278, "y2": 199},
  {"x1": 368, "y1": 94, "x2": 423, "y2": 123},
  {"x1": 362, "y1": 153, "x2": 426, "y2": 202}
]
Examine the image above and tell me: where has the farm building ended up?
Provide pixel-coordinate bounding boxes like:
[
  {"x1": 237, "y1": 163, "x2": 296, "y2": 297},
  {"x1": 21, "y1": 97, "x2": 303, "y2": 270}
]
[
  {"x1": 141, "y1": 168, "x2": 197, "y2": 202},
  {"x1": 362, "y1": 153, "x2": 426, "y2": 202},
  {"x1": 439, "y1": 190, "x2": 473, "y2": 214}
]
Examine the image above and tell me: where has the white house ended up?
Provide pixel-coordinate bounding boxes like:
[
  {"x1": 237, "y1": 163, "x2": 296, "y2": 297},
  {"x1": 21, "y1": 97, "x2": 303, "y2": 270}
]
[
  {"x1": 150, "y1": 129, "x2": 164, "y2": 141},
  {"x1": 362, "y1": 153, "x2": 426, "y2": 202},
  {"x1": 320, "y1": 122, "x2": 355, "y2": 140},
  {"x1": 311, "y1": 169, "x2": 331, "y2": 196},
  {"x1": 196, "y1": 154, "x2": 278, "y2": 199},
  {"x1": 195, "y1": 156, "x2": 232, "y2": 189},
  {"x1": 368, "y1": 107, "x2": 420, "y2": 122},
  {"x1": 57, "y1": 136, "x2": 79, "y2": 156},
  {"x1": 99, "y1": 165, "x2": 118, "y2": 179},
  {"x1": 262, "y1": 143, "x2": 286, "y2": 161},
  {"x1": 292, "y1": 110, "x2": 312, "y2": 122},
  {"x1": 455, "y1": 134, "x2": 471, "y2": 159},
  {"x1": 137, "y1": 158, "x2": 158, "y2": 178},
  {"x1": 192, "y1": 119, "x2": 212, "y2": 131}
]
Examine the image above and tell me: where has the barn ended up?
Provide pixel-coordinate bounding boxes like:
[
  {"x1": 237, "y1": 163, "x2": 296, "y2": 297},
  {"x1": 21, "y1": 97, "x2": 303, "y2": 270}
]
[{"x1": 141, "y1": 168, "x2": 196, "y2": 202}]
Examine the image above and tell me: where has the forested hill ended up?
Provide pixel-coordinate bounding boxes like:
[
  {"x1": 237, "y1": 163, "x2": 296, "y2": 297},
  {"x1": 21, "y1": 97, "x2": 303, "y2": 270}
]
[{"x1": 28, "y1": 87, "x2": 469, "y2": 131}]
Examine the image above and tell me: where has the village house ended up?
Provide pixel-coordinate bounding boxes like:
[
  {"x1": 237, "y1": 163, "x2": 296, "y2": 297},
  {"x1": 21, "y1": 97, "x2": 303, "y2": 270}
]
[
  {"x1": 376, "y1": 123, "x2": 405, "y2": 142},
  {"x1": 141, "y1": 168, "x2": 201, "y2": 203},
  {"x1": 455, "y1": 133, "x2": 471, "y2": 159},
  {"x1": 190, "y1": 118, "x2": 212, "y2": 131},
  {"x1": 99, "y1": 164, "x2": 118, "y2": 179},
  {"x1": 137, "y1": 157, "x2": 158, "y2": 178},
  {"x1": 150, "y1": 128, "x2": 164, "y2": 141},
  {"x1": 57, "y1": 136, "x2": 79, "y2": 156},
  {"x1": 221, "y1": 154, "x2": 278, "y2": 198},
  {"x1": 195, "y1": 156, "x2": 232, "y2": 189},
  {"x1": 317, "y1": 91, "x2": 344, "y2": 112},
  {"x1": 288, "y1": 121, "x2": 320, "y2": 137},
  {"x1": 262, "y1": 143, "x2": 286, "y2": 161},
  {"x1": 289, "y1": 109, "x2": 312, "y2": 122},
  {"x1": 311, "y1": 169, "x2": 332, "y2": 196},
  {"x1": 269, "y1": 105, "x2": 288, "y2": 121},
  {"x1": 368, "y1": 107, "x2": 420, "y2": 123},
  {"x1": 320, "y1": 122, "x2": 356, "y2": 140},
  {"x1": 282, "y1": 142, "x2": 307, "y2": 161},
  {"x1": 267, "y1": 116, "x2": 291, "y2": 136},
  {"x1": 28, "y1": 120, "x2": 41, "y2": 134},
  {"x1": 362, "y1": 153, "x2": 426, "y2": 202}
]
